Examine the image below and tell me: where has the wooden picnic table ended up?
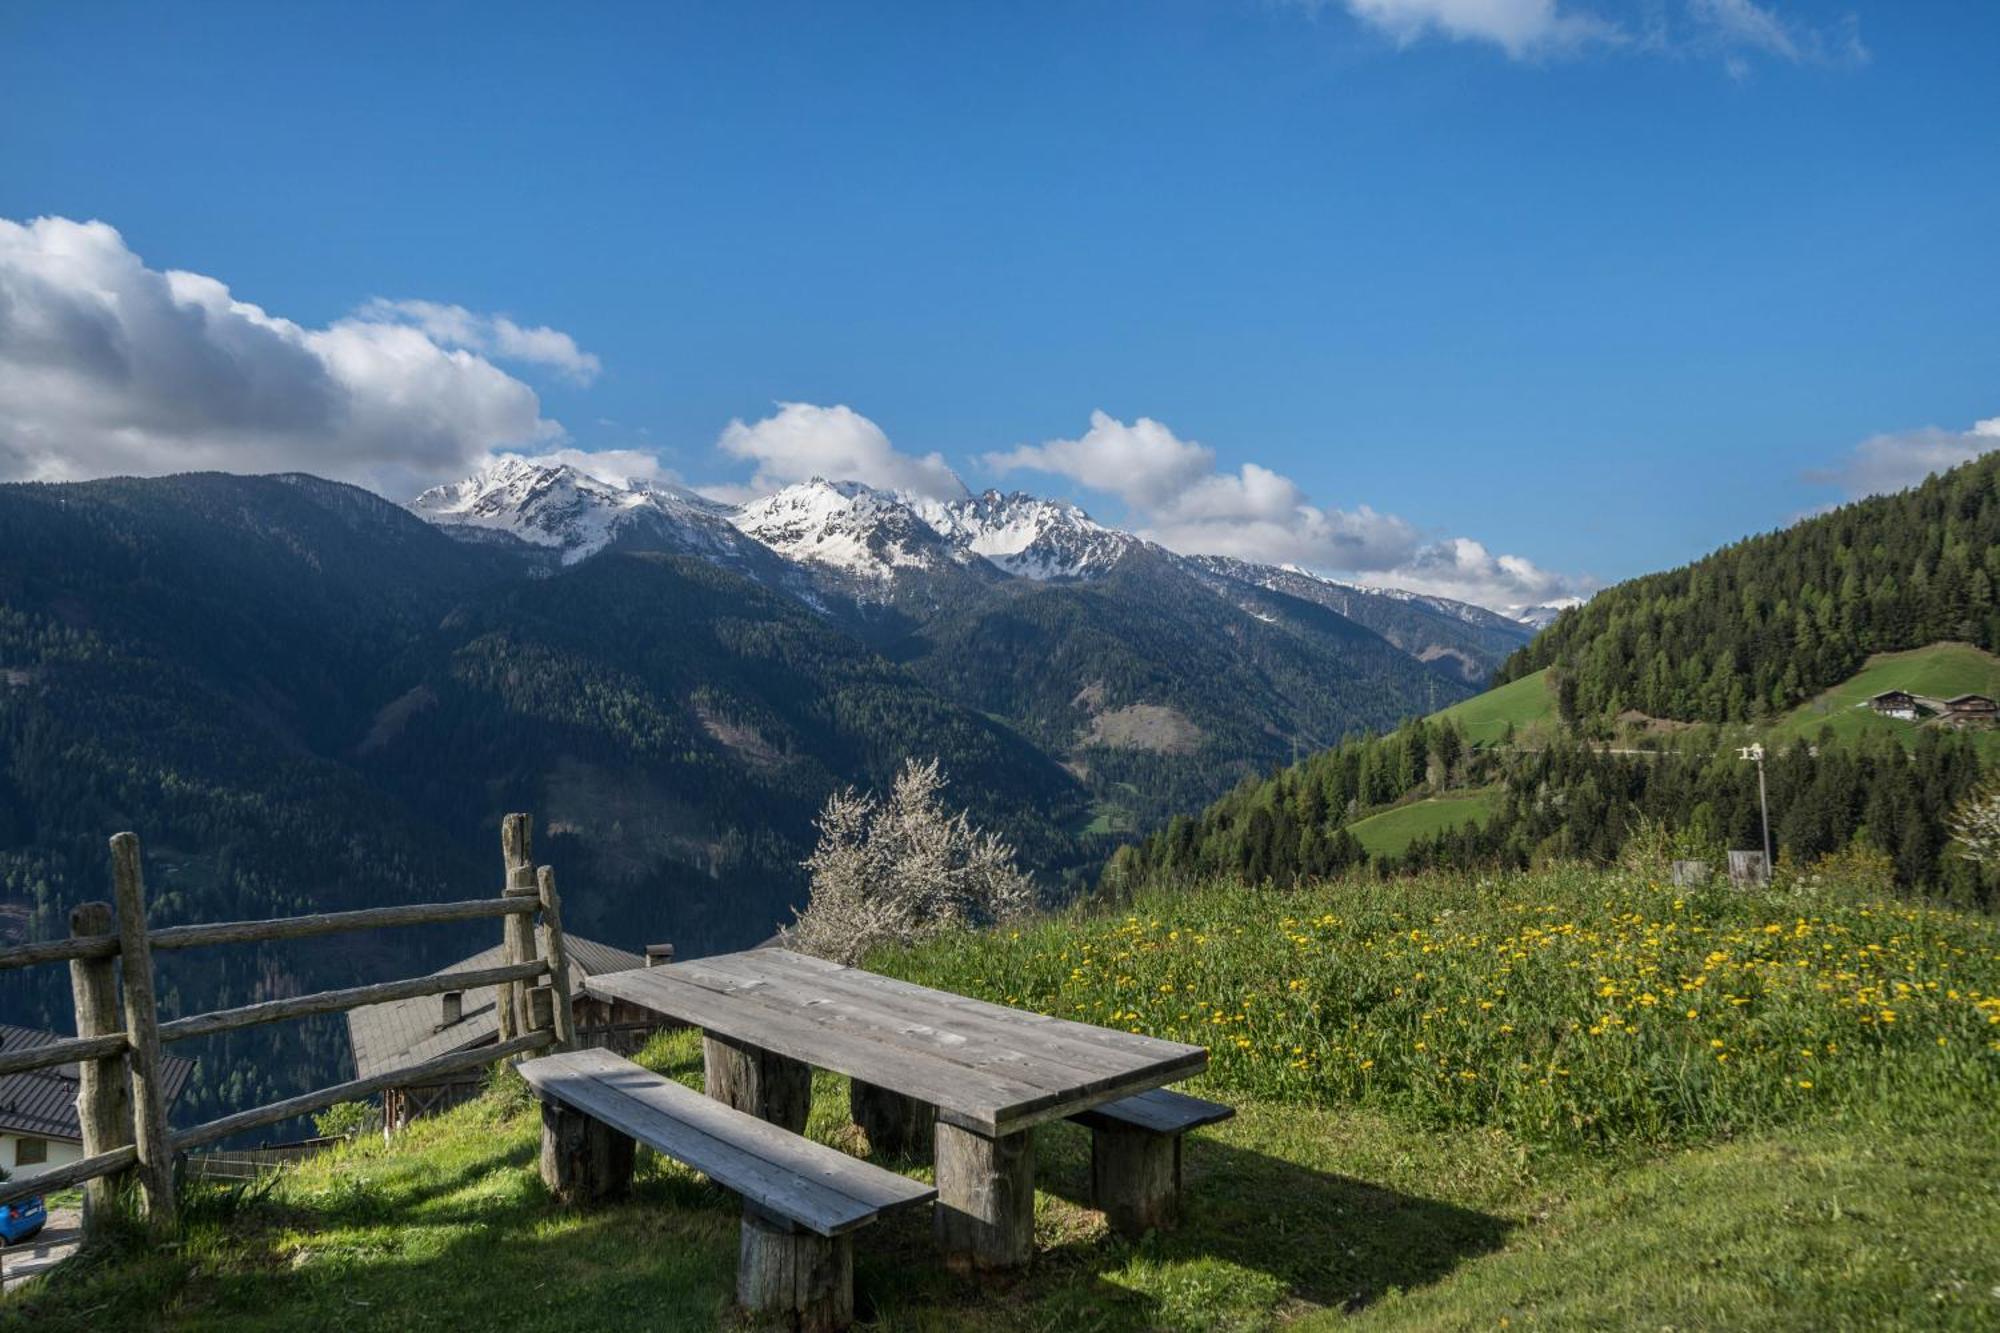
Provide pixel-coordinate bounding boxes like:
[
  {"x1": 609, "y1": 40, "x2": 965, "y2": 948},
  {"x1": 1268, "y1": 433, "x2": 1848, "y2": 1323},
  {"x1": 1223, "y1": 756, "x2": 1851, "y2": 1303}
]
[{"x1": 583, "y1": 946, "x2": 1209, "y2": 1269}]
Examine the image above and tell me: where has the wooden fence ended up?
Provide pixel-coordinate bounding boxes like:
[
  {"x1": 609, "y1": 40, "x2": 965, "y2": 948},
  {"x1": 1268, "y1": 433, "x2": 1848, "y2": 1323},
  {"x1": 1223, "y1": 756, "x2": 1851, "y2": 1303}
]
[{"x1": 0, "y1": 813, "x2": 578, "y2": 1237}]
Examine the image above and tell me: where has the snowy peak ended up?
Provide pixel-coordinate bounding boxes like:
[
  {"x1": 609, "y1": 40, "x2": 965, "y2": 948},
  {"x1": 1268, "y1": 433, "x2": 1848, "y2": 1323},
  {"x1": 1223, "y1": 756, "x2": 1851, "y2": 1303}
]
[
  {"x1": 1510, "y1": 598, "x2": 1585, "y2": 630},
  {"x1": 409, "y1": 457, "x2": 742, "y2": 564},
  {"x1": 728, "y1": 478, "x2": 966, "y2": 582},
  {"x1": 914, "y1": 490, "x2": 1137, "y2": 580}
]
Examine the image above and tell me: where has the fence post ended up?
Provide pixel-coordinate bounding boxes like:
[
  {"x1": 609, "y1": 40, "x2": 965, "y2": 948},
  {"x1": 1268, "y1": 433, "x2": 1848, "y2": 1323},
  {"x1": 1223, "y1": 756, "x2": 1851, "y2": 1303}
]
[
  {"x1": 67, "y1": 900, "x2": 133, "y2": 1237},
  {"x1": 109, "y1": 833, "x2": 177, "y2": 1232},
  {"x1": 500, "y1": 814, "x2": 540, "y2": 1050},
  {"x1": 536, "y1": 865, "x2": 578, "y2": 1051}
]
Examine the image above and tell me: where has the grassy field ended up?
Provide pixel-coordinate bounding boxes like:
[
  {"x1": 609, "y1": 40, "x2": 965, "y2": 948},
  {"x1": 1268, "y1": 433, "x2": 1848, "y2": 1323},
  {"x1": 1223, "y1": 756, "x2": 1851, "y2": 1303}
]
[
  {"x1": 1770, "y1": 642, "x2": 2000, "y2": 752},
  {"x1": 6, "y1": 865, "x2": 1998, "y2": 1330},
  {"x1": 1431, "y1": 668, "x2": 1554, "y2": 746},
  {"x1": 1345, "y1": 789, "x2": 1502, "y2": 857}
]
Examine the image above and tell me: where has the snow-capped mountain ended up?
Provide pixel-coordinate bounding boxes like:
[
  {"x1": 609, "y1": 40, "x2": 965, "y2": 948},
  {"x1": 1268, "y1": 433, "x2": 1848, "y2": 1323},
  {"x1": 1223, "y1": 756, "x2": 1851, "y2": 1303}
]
[
  {"x1": 410, "y1": 457, "x2": 758, "y2": 567},
  {"x1": 407, "y1": 462, "x2": 1556, "y2": 659},
  {"x1": 728, "y1": 478, "x2": 975, "y2": 582},
  {"x1": 913, "y1": 490, "x2": 1138, "y2": 580},
  {"x1": 1511, "y1": 598, "x2": 1585, "y2": 630}
]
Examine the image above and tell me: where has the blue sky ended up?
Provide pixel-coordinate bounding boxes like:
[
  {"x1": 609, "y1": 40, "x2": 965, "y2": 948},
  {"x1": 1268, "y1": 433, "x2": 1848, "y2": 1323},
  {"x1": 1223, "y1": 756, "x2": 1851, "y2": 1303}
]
[{"x1": 2, "y1": 1, "x2": 1996, "y2": 608}]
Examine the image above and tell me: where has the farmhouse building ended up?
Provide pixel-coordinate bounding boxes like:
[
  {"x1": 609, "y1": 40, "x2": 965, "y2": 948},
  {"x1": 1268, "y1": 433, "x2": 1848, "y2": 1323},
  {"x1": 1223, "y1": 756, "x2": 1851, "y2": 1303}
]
[
  {"x1": 346, "y1": 936, "x2": 666, "y2": 1133},
  {"x1": 0, "y1": 1022, "x2": 194, "y2": 1182},
  {"x1": 1941, "y1": 693, "x2": 1997, "y2": 727},
  {"x1": 1868, "y1": 690, "x2": 1921, "y2": 721}
]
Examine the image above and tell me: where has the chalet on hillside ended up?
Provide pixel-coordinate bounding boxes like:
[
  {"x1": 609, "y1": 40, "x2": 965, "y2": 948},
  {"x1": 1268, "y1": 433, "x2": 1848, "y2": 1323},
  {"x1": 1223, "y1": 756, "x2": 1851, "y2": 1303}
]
[
  {"x1": 0, "y1": 1022, "x2": 194, "y2": 1182},
  {"x1": 346, "y1": 936, "x2": 668, "y2": 1133},
  {"x1": 1941, "y1": 693, "x2": 1997, "y2": 727},
  {"x1": 1868, "y1": 690, "x2": 1921, "y2": 721}
]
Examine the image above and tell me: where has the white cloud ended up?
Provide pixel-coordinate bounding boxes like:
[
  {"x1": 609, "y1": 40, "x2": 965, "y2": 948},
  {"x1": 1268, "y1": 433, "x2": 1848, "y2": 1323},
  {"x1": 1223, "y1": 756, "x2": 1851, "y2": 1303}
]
[
  {"x1": 1682, "y1": 0, "x2": 1868, "y2": 74},
  {"x1": 1341, "y1": 0, "x2": 1615, "y2": 59},
  {"x1": 0, "y1": 215, "x2": 572, "y2": 495},
  {"x1": 718, "y1": 401, "x2": 967, "y2": 501},
  {"x1": 1805, "y1": 417, "x2": 1999, "y2": 501},
  {"x1": 1306, "y1": 0, "x2": 1866, "y2": 71},
  {"x1": 988, "y1": 411, "x2": 1589, "y2": 611},
  {"x1": 509, "y1": 446, "x2": 679, "y2": 490},
  {"x1": 357, "y1": 298, "x2": 602, "y2": 384}
]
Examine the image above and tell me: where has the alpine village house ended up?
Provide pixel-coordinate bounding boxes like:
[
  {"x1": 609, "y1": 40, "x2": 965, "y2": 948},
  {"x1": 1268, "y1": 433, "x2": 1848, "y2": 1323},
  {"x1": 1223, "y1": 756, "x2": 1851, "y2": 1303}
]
[
  {"x1": 346, "y1": 936, "x2": 671, "y2": 1133},
  {"x1": 0, "y1": 1022, "x2": 194, "y2": 1182}
]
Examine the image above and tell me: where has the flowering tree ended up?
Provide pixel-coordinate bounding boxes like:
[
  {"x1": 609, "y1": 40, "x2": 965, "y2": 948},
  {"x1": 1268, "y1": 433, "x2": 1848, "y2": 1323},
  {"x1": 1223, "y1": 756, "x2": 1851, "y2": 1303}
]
[
  {"x1": 784, "y1": 758, "x2": 1034, "y2": 965},
  {"x1": 1947, "y1": 777, "x2": 2000, "y2": 865}
]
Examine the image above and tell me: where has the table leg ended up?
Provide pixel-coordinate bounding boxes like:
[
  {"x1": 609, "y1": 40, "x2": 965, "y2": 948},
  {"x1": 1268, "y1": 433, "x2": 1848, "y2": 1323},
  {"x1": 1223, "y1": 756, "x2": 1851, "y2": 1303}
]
[
  {"x1": 1089, "y1": 1123, "x2": 1181, "y2": 1236},
  {"x1": 850, "y1": 1079, "x2": 934, "y2": 1159},
  {"x1": 934, "y1": 1120, "x2": 1035, "y2": 1270},
  {"x1": 703, "y1": 1029, "x2": 812, "y2": 1134}
]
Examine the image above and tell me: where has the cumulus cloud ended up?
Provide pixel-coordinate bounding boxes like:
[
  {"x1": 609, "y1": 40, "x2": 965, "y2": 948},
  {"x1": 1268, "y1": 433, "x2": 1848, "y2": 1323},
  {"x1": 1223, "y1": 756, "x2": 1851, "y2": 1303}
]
[
  {"x1": 0, "y1": 215, "x2": 581, "y2": 495},
  {"x1": 1307, "y1": 0, "x2": 1865, "y2": 71},
  {"x1": 1805, "y1": 417, "x2": 2000, "y2": 502},
  {"x1": 988, "y1": 411, "x2": 1589, "y2": 611},
  {"x1": 718, "y1": 401, "x2": 967, "y2": 501},
  {"x1": 357, "y1": 298, "x2": 602, "y2": 384}
]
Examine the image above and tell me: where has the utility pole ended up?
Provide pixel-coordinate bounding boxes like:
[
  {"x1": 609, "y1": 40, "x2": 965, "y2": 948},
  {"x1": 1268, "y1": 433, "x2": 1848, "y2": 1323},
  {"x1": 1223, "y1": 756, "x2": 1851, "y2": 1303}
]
[{"x1": 1737, "y1": 743, "x2": 1772, "y2": 883}]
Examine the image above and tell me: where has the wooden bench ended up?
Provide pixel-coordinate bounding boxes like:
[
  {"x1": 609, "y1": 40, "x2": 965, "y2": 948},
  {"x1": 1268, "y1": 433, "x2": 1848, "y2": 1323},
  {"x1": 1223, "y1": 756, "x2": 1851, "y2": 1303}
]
[
  {"x1": 519, "y1": 1048, "x2": 934, "y2": 1332},
  {"x1": 1069, "y1": 1087, "x2": 1234, "y2": 1236}
]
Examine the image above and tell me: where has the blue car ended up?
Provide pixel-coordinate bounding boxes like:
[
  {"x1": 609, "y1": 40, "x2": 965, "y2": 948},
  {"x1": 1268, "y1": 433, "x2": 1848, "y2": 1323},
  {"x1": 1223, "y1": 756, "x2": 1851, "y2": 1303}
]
[{"x1": 0, "y1": 1195, "x2": 45, "y2": 1245}]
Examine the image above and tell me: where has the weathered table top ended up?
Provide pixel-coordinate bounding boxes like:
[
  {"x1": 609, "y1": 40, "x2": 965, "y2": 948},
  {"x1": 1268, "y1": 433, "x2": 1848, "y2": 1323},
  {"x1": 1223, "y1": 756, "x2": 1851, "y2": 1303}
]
[{"x1": 584, "y1": 947, "x2": 1207, "y2": 1136}]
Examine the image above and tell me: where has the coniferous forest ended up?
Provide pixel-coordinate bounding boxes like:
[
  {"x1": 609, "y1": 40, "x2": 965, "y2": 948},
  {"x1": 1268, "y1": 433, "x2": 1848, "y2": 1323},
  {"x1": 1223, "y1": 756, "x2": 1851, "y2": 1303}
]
[{"x1": 1499, "y1": 453, "x2": 2000, "y2": 723}]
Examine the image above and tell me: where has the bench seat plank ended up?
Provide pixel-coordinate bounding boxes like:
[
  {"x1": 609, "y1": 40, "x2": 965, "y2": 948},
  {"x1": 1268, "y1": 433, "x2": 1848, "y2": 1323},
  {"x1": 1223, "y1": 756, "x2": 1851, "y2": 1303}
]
[
  {"x1": 519, "y1": 1048, "x2": 933, "y2": 1236},
  {"x1": 1069, "y1": 1087, "x2": 1235, "y2": 1136}
]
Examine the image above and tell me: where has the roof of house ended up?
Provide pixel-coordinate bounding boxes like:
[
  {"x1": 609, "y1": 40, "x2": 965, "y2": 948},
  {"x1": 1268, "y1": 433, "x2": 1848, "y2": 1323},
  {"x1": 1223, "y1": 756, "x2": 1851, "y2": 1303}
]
[
  {"x1": 1944, "y1": 693, "x2": 1996, "y2": 706},
  {"x1": 345, "y1": 936, "x2": 645, "y2": 1081},
  {"x1": 0, "y1": 1022, "x2": 195, "y2": 1143},
  {"x1": 1870, "y1": 690, "x2": 1917, "y2": 701}
]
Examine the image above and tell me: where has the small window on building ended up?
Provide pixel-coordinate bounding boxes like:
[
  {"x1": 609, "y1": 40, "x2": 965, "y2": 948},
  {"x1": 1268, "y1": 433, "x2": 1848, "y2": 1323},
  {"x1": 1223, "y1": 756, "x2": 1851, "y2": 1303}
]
[{"x1": 15, "y1": 1136, "x2": 47, "y2": 1166}]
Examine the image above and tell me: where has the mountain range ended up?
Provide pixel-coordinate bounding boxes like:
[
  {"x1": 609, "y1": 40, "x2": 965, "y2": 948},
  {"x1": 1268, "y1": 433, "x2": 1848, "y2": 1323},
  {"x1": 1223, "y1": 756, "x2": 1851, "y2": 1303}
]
[
  {"x1": 0, "y1": 462, "x2": 1543, "y2": 1124},
  {"x1": 405, "y1": 460, "x2": 1556, "y2": 822}
]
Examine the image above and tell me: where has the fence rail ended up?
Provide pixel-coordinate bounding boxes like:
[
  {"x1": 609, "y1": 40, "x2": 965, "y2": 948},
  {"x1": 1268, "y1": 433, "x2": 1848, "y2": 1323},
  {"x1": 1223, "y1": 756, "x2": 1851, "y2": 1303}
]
[{"x1": 0, "y1": 814, "x2": 574, "y2": 1232}]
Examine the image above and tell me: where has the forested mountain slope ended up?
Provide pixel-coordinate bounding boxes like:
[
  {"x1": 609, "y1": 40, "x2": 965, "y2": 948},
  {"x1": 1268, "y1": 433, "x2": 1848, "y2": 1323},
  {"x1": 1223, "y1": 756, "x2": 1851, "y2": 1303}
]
[
  {"x1": 1111, "y1": 455, "x2": 2000, "y2": 905},
  {"x1": 0, "y1": 473, "x2": 1080, "y2": 1127},
  {"x1": 1499, "y1": 452, "x2": 2000, "y2": 723}
]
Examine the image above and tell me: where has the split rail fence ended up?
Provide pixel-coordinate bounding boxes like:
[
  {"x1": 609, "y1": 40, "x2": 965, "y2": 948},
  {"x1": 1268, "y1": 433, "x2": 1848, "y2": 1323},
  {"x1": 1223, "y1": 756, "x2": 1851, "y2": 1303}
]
[{"x1": 0, "y1": 814, "x2": 577, "y2": 1237}]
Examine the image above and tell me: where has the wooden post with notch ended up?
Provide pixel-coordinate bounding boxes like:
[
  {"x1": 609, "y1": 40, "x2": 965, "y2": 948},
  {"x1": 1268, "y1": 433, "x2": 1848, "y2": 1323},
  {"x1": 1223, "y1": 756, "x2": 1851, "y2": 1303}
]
[
  {"x1": 499, "y1": 813, "x2": 540, "y2": 1045},
  {"x1": 109, "y1": 832, "x2": 177, "y2": 1232},
  {"x1": 536, "y1": 865, "x2": 577, "y2": 1051},
  {"x1": 67, "y1": 899, "x2": 132, "y2": 1237}
]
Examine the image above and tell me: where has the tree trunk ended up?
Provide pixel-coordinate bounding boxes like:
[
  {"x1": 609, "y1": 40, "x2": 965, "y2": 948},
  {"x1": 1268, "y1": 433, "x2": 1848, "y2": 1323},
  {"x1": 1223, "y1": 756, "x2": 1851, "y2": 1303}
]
[
  {"x1": 703, "y1": 1031, "x2": 812, "y2": 1134},
  {"x1": 933, "y1": 1120, "x2": 1035, "y2": 1271}
]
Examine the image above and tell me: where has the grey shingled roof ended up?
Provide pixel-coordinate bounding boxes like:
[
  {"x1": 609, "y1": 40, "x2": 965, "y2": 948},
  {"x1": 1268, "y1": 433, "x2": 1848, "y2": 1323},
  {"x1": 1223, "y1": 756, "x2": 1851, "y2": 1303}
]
[
  {"x1": 345, "y1": 936, "x2": 645, "y2": 1080},
  {"x1": 0, "y1": 1022, "x2": 195, "y2": 1143}
]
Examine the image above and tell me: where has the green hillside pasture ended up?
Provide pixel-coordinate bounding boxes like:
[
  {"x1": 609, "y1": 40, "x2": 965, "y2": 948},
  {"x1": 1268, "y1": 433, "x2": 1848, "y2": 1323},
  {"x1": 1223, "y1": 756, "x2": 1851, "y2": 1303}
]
[
  {"x1": 11, "y1": 867, "x2": 2000, "y2": 1331},
  {"x1": 1432, "y1": 668, "x2": 1554, "y2": 746},
  {"x1": 1347, "y1": 789, "x2": 1503, "y2": 858},
  {"x1": 1771, "y1": 642, "x2": 2000, "y2": 753}
]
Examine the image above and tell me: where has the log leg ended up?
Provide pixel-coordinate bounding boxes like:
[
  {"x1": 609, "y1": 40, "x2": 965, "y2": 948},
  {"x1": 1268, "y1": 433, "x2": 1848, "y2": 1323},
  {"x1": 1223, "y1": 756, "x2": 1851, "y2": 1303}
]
[
  {"x1": 933, "y1": 1120, "x2": 1036, "y2": 1271},
  {"x1": 537, "y1": 1099, "x2": 635, "y2": 1205},
  {"x1": 849, "y1": 1080, "x2": 934, "y2": 1159},
  {"x1": 738, "y1": 1204, "x2": 854, "y2": 1333},
  {"x1": 704, "y1": 1031, "x2": 813, "y2": 1135},
  {"x1": 1090, "y1": 1125, "x2": 1181, "y2": 1237}
]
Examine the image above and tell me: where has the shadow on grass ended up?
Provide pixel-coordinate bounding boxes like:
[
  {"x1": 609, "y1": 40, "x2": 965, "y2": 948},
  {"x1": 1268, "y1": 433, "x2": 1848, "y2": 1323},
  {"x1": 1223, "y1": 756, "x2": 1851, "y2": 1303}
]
[
  {"x1": 5, "y1": 1058, "x2": 1507, "y2": 1332},
  {"x1": 846, "y1": 1116, "x2": 1511, "y2": 1328}
]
